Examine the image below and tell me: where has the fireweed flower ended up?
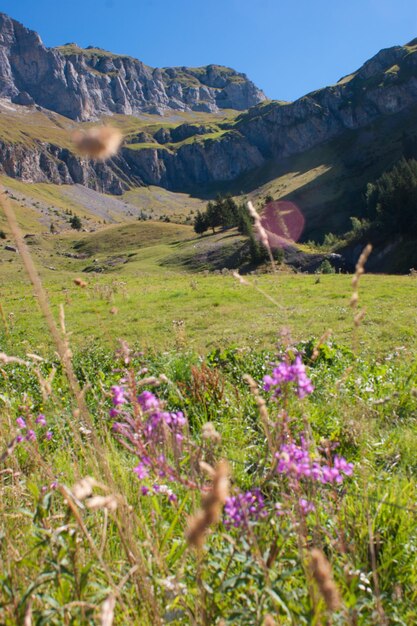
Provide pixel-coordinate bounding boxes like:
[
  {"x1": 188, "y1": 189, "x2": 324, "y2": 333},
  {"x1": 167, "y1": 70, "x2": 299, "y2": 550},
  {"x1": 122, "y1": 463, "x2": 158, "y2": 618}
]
[
  {"x1": 25, "y1": 430, "x2": 36, "y2": 442},
  {"x1": 224, "y1": 489, "x2": 267, "y2": 528},
  {"x1": 299, "y1": 498, "x2": 315, "y2": 515},
  {"x1": 16, "y1": 417, "x2": 26, "y2": 429},
  {"x1": 276, "y1": 439, "x2": 354, "y2": 485},
  {"x1": 321, "y1": 455, "x2": 354, "y2": 484},
  {"x1": 133, "y1": 462, "x2": 149, "y2": 480},
  {"x1": 263, "y1": 355, "x2": 314, "y2": 399},
  {"x1": 138, "y1": 390, "x2": 160, "y2": 412},
  {"x1": 110, "y1": 381, "x2": 188, "y2": 488},
  {"x1": 35, "y1": 414, "x2": 47, "y2": 427},
  {"x1": 111, "y1": 385, "x2": 127, "y2": 406}
]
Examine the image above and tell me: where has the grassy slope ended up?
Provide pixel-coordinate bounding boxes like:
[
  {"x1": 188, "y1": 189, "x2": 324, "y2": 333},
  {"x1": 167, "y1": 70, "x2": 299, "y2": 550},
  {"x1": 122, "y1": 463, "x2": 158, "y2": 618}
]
[
  {"x1": 121, "y1": 186, "x2": 206, "y2": 221},
  {"x1": 0, "y1": 100, "x2": 237, "y2": 150},
  {"x1": 0, "y1": 216, "x2": 415, "y2": 356},
  {"x1": 238, "y1": 105, "x2": 417, "y2": 241},
  {"x1": 2, "y1": 97, "x2": 415, "y2": 244},
  {"x1": 1, "y1": 174, "x2": 207, "y2": 228},
  {"x1": 0, "y1": 105, "x2": 229, "y2": 223}
]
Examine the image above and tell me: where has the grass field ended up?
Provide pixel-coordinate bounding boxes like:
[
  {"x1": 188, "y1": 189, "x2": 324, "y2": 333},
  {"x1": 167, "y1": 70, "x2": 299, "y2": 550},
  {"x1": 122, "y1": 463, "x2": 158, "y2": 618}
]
[
  {"x1": 1, "y1": 189, "x2": 417, "y2": 625},
  {"x1": 0, "y1": 218, "x2": 416, "y2": 357}
]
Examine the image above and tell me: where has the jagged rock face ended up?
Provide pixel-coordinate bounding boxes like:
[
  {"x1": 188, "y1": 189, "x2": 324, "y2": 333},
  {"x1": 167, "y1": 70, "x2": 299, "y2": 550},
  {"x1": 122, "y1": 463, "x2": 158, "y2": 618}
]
[
  {"x1": 0, "y1": 11, "x2": 416, "y2": 198},
  {"x1": 0, "y1": 128, "x2": 264, "y2": 193},
  {"x1": 0, "y1": 140, "x2": 140, "y2": 195},
  {"x1": 235, "y1": 43, "x2": 417, "y2": 160},
  {"x1": 0, "y1": 13, "x2": 265, "y2": 120},
  {"x1": 122, "y1": 132, "x2": 265, "y2": 189}
]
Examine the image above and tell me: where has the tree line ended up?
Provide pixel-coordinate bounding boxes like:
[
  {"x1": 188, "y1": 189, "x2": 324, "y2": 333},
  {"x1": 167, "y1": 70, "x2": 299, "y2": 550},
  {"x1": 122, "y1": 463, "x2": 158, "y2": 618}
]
[
  {"x1": 366, "y1": 157, "x2": 417, "y2": 237},
  {"x1": 194, "y1": 194, "x2": 283, "y2": 265},
  {"x1": 193, "y1": 195, "x2": 252, "y2": 236}
]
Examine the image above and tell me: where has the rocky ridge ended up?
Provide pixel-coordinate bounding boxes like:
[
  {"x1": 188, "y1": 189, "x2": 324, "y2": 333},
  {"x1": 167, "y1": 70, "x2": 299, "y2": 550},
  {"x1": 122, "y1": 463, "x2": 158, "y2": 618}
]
[
  {"x1": 0, "y1": 13, "x2": 416, "y2": 203},
  {"x1": 0, "y1": 13, "x2": 265, "y2": 120}
]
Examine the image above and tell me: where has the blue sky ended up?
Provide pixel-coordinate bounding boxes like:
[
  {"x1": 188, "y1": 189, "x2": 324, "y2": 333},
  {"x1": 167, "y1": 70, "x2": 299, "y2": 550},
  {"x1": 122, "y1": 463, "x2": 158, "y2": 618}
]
[{"x1": 2, "y1": 0, "x2": 416, "y2": 101}]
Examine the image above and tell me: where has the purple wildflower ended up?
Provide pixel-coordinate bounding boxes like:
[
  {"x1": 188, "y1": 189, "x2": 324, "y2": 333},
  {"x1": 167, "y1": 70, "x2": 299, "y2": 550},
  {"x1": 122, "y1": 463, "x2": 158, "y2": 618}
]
[
  {"x1": 321, "y1": 455, "x2": 354, "y2": 484},
  {"x1": 276, "y1": 439, "x2": 354, "y2": 485},
  {"x1": 16, "y1": 417, "x2": 26, "y2": 429},
  {"x1": 263, "y1": 355, "x2": 314, "y2": 399},
  {"x1": 163, "y1": 411, "x2": 186, "y2": 428},
  {"x1": 36, "y1": 414, "x2": 47, "y2": 427},
  {"x1": 133, "y1": 463, "x2": 149, "y2": 480},
  {"x1": 45, "y1": 431, "x2": 53, "y2": 441},
  {"x1": 276, "y1": 439, "x2": 322, "y2": 480},
  {"x1": 138, "y1": 391, "x2": 160, "y2": 412},
  {"x1": 111, "y1": 385, "x2": 127, "y2": 407},
  {"x1": 25, "y1": 430, "x2": 36, "y2": 442},
  {"x1": 224, "y1": 489, "x2": 267, "y2": 528},
  {"x1": 334, "y1": 455, "x2": 354, "y2": 476},
  {"x1": 299, "y1": 498, "x2": 315, "y2": 515}
]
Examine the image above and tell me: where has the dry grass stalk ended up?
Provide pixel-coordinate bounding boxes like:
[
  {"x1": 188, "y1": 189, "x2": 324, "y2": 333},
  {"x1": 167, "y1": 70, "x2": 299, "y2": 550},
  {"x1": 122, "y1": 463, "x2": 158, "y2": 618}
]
[
  {"x1": 0, "y1": 352, "x2": 29, "y2": 366},
  {"x1": 186, "y1": 460, "x2": 229, "y2": 548},
  {"x1": 23, "y1": 599, "x2": 33, "y2": 626},
  {"x1": 86, "y1": 495, "x2": 118, "y2": 511},
  {"x1": 100, "y1": 594, "x2": 116, "y2": 626},
  {"x1": 263, "y1": 616, "x2": 277, "y2": 626},
  {"x1": 350, "y1": 244, "x2": 372, "y2": 353},
  {"x1": 232, "y1": 271, "x2": 285, "y2": 310},
  {"x1": 311, "y1": 329, "x2": 332, "y2": 362},
  {"x1": 0, "y1": 437, "x2": 20, "y2": 463},
  {"x1": 72, "y1": 126, "x2": 123, "y2": 160},
  {"x1": 72, "y1": 476, "x2": 98, "y2": 501},
  {"x1": 243, "y1": 374, "x2": 273, "y2": 450},
  {"x1": 34, "y1": 364, "x2": 56, "y2": 403},
  {"x1": 247, "y1": 201, "x2": 276, "y2": 272},
  {"x1": 74, "y1": 277, "x2": 88, "y2": 288},
  {"x1": 310, "y1": 548, "x2": 341, "y2": 612},
  {"x1": 350, "y1": 244, "x2": 372, "y2": 316},
  {"x1": 201, "y1": 422, "x2": 221, "y2": 444},
  {"x1": 0, "y1": 302, "x2": 10, "y2": 337}
]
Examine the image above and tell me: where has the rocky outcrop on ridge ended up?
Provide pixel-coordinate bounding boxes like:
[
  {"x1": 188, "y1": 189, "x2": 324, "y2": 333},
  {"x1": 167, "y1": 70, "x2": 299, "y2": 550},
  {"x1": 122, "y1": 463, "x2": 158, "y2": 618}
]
[
  {"x1": 0, "y1": 11, "x2": 416, "y2": 199},
  {"x1": 0, "y1": 13, "x2": 265, "y2": 120}
]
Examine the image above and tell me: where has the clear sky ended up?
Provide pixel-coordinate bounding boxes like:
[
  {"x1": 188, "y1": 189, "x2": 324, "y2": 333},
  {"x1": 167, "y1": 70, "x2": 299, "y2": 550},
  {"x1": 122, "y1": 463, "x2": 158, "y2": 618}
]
[{"x1": 2, "y1": 0, "x2": 416, "y2": 101}]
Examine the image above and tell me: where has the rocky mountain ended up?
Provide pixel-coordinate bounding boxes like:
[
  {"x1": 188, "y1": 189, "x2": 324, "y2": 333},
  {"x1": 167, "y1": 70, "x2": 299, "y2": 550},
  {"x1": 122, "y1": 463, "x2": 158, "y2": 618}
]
[
  {"x1": 0, "y1": 12, "x2": 417, "y2": 250},
  {"x1": 0, "y1": 13, "x2": 265, "y2": 119}
]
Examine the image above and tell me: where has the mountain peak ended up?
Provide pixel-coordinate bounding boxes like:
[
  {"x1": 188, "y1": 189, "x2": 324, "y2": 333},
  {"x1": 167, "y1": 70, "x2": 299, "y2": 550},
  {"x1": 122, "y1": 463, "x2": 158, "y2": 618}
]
[{"x1": 0, "y1": 12, "x2": 266, "y2": 120}]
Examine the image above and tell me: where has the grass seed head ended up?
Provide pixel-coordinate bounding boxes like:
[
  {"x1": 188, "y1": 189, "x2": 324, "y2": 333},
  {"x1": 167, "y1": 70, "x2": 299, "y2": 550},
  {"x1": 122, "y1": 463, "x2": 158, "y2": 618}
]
[
  {"x1": 186, "y1": 460, "x2": 230, "y2": 548},
  {"x1": 310, "y1": 548, "x2": 341, "y2": 612},
  {"x1": 72, "y1": 126, "x2": 123, "y2": 160},
  {"x1": 100, "y1": 595, "x2": 116, "y2": 626}
]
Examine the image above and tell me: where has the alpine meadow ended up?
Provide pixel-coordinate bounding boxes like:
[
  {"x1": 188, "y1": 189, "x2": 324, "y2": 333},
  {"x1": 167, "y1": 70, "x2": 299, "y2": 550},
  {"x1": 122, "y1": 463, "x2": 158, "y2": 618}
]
[{"x1": 0, "y1": 7, "x2": 417, "y2": 626}]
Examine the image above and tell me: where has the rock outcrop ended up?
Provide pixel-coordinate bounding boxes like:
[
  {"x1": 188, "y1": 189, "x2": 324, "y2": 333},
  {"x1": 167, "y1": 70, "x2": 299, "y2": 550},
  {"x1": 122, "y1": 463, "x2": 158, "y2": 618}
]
[
  {"x1": 233, "y1": 41, "x2": 417, "y2": 160},
  {"x1": 0, "y1": 13, "x2": 265, "y2": 120},
  {"x1": 0, "y1": 139, "x2": 140, "y2": 194},
  {"x1": 0, "y1": 11, "x2": 416, "y2": 200}
]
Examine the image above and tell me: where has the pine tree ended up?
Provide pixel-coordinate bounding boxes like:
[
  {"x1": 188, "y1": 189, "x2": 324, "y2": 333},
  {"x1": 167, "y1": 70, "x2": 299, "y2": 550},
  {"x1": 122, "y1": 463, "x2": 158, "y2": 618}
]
[
  {"x1": 194, "y1": 211, "x2": 208, "y2": 234},
  {"x1": 69, "y1": 215, "x2": 82, "y2": 230},
  {"x1": 366, "y1": 158, "x2": 417, "y2": 235}
]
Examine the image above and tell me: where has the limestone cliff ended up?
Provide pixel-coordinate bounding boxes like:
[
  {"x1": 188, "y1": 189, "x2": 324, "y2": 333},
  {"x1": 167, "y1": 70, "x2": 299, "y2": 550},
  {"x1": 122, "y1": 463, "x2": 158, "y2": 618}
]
[
  {"x1": 0, "y1": 13, "x2": 265, "y2": 120},
  {"x1": 0, "y1": 11, "x2": 416, "y2": 200}
]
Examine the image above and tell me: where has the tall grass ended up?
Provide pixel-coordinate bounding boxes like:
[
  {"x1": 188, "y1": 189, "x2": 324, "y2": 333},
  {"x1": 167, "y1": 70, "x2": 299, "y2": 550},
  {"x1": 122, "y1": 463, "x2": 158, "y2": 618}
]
[{"x1": 1, "y1": 160, "x2": 417, "y2": 626}]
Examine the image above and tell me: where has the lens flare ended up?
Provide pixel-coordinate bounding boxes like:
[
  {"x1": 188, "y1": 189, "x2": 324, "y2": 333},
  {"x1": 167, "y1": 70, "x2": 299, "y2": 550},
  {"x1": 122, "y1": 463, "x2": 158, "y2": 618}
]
[{"x1": 260, "y1": 200, "x2": 305, "y2": 248}]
